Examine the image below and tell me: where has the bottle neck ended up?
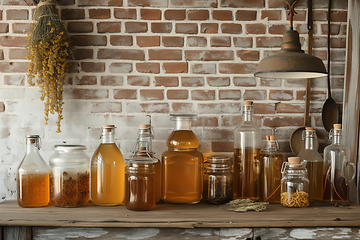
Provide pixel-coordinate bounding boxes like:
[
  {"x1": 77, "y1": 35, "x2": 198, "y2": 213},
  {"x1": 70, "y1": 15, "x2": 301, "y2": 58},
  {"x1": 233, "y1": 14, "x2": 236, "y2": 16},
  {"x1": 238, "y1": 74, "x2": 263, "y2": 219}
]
[
  {"x1": 175, "y1": 119, "x2": 192, "y2": 130},
  {"x1": 266, "y1": 140, "x2": 277, "y2": 151},
  {"x1": 243, "y1": 108, "x2": 253, "y2": 122},
  {"x1": 304, "y1": 137, "x2": 317, "y2": 150},
  {"x1": 332, "y1": 134, "x2": 342, "y2": 145},
  {"x1": 26, "y1": 142, "x2": 39, "y2": 154},
  {"x1": 101, "y1": 132, "x2": 115, "y2": 144}
]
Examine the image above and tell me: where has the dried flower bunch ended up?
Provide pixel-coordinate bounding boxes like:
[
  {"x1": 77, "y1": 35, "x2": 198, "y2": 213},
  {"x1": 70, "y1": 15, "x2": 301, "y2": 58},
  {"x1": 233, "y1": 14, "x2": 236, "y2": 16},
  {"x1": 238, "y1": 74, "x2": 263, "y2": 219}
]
[{"x1": 27, "y1": 0, "x2": 74, "y2": 132}]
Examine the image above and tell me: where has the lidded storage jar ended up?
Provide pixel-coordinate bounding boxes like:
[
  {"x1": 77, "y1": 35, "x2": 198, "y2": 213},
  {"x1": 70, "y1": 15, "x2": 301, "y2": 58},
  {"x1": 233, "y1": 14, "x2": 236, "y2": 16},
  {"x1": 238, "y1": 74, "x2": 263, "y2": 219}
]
[
  {"x1": 281, "y1": 157, "x2": 309, "y2": 208},
  {"x1": 203, "y1": 156, "x2": 233, "y2": 204},
  {"x1": 49, "y1": 145, "x2": 90, "y2": 207}
]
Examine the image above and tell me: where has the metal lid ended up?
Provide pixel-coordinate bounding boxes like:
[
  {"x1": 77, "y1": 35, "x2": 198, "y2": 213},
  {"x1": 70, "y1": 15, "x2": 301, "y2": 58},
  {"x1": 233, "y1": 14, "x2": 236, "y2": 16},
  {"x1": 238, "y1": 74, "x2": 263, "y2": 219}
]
[
  {"x1": 54, "y1": 145, "x2": 86, "y2": 152},
  {"x1": 206, "y1": 155, "x2": 230, "y2": 162},
  {"x1": 125, "y1": 157, "x2": 158, "y2": 164}
]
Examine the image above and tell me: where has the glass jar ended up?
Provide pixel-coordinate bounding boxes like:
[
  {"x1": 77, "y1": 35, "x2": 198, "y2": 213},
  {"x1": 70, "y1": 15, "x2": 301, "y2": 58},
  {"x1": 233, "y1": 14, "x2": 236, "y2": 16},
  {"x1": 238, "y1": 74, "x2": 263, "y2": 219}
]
[
  {"x1": 17, "y1": 135, "x2": 50, "y2": 207},
  {"x1": 324, "y1": 124, "x2": 355, "y2": 202},
  {"x1": 233, "y1": 101, "x2": 261, "y2": 200},
  {"x1": 281, "y1": 157, "x2": 310, "y2": 207},
  {"x1": 49, "y1": 145, "x2": 90, "y2": 207},
  {"x1": 162, "y1": 113, "x2": 203, "y2": 204},
  {"x1": 259, "y1": 135, "x2": 284, "y2": 203},
  {"x1": 298, "y1": 127, "x2": 323, "y2": 202},
  {"x1": 125, "y1": 157, "x2": 157, "y2": 211},
  {"x1": 91, "y1": 125, "x2": 125, "y2": 206},
  {"x1": 203, "y1": 156, "x2": 233, "y2": 204}
]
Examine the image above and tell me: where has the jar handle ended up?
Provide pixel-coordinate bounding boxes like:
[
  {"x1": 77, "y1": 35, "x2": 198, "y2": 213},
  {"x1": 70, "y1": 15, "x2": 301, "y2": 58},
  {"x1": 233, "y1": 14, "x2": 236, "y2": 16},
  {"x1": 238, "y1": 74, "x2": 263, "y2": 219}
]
[
  {"x1": 342, "y1": 158, "x2": 356, "y2": 183},
  {"x1": 36, "y1": 136, "x2": 42, "y2": 150},
  {"x1": 281, "y1": 162, "x2": 287, "y2": 174}
]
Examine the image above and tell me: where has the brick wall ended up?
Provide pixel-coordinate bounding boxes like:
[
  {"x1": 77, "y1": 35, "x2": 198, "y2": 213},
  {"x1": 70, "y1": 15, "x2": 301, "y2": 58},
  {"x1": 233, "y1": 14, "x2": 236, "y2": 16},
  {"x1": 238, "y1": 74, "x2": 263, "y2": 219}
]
[{"x1": 0, "y1": 0, "x2": 348, "y2": 200}]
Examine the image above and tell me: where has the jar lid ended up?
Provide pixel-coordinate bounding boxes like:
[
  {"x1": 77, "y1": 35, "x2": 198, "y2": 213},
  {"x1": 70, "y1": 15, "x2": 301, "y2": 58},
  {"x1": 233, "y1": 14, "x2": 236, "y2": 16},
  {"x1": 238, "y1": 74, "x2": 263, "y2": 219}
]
[
  {"x1": 206, "y1": 155, "x2": 230, "y2": 162},
  {"x1": 125, "y1": 157, "x2": 158, "y2": 164},
  {"x1": 26, "y1": 135, "x2": 40, "y2": 139},
  {"x1": 54, "y1": 145, "x2": 87, "y2": 152}
]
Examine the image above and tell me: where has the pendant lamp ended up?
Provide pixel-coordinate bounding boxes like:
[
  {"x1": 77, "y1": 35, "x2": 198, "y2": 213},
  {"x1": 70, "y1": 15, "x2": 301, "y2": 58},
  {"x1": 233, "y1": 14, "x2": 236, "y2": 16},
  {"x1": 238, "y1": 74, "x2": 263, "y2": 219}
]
[{"x1": 254, "y1": 0, "x2": 327, "y2": 79}]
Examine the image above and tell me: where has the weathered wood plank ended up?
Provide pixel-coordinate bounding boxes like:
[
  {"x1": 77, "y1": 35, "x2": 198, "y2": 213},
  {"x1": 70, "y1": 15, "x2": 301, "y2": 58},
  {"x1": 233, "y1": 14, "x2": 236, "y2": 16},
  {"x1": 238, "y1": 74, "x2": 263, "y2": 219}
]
[
  {"x1": 0, "y1": 226, "x2": 3, "y2": 240},
  {"x1": 3, "y1": 226, "x2": 31, "y2": 240}
]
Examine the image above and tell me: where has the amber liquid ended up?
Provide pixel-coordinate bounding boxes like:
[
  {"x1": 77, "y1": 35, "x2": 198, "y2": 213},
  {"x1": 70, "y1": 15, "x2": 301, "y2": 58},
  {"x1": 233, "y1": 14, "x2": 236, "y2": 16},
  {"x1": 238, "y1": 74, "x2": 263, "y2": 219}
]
[
  {"x1": 91, "y1": 143, "x2": 125, "y2": 206},
  {"x1": 233, "y1": 148, "x2": 261, "y2": 200},
  {"x1": 259, "y1": 153, "x2": 284, "y2": 203},
  {"x1": 306, "y1": 161, "x2": 324, "y2": 202},
  {"x1": 323, "y1": 168, "x2": 348, "y2": 202},
  {"x1": 125, "y1": 172, "x2": 155, "y2": 210},
  {"x1": 17, "y1": 173, "x2": 50, "y2": 207}
]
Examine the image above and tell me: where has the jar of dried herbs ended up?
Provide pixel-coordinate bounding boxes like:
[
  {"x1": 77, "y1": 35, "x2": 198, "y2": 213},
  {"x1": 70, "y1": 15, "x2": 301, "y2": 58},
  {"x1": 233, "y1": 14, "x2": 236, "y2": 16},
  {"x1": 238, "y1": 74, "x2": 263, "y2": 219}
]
[
  {"x1": 203, "y1": 156, "x2": 233, "y2": 204},
  {"x1": 49, "y1": 145, "x2": 90, "y2": 207}
]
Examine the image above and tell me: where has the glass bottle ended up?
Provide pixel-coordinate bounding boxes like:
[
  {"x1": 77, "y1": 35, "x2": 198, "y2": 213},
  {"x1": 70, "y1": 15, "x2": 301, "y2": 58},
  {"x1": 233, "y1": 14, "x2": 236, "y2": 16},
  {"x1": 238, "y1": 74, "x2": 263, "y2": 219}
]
[
  {"x1": 17, "y1": 135, "x2": 50, "y2": 207},
  {"x1": 91, "y1": 125, "x2": 125, "y2": 206},
  {"x1": 323, "y1": 124, "x2": 355, "y2": 202},
  {"x1": 125, "y1": 157, "x2": 157, "y2": 211},
  {"x1": 298, "y1": 127, "x2": 323, "y2": 202},
  {"x1": 259, "y1": 135, "x2": 284, "y2": 203},
  {"x1": 233, "y1": 101, "x2": 261, "y2": 200},
  {"x1": 281, "y1": 157, "x2": 310, "y2": 208},
  {"x1": 203, "y1": 156, "x2": 233, "y2": 204},
  {"x1": 132, "y1": 124, "x2": 161, "y2": 203},
  {"x1": 162, "y1": 113, "x2": 203, "y2": 204}
]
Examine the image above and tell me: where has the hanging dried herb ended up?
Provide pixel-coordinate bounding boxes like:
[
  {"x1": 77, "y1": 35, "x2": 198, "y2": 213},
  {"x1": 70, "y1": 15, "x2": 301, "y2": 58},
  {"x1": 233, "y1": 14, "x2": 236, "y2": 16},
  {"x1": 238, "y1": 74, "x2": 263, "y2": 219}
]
[{"x1": 27, "y1": 0, "x2": 74, "y2": 132}]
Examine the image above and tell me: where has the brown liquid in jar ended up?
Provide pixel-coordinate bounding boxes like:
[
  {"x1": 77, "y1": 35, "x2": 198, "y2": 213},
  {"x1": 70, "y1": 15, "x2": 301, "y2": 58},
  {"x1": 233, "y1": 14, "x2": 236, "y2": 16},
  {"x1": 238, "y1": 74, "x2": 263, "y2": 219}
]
[
  {"x1": 17, "y1": 173, "x2": 50, "y2": 207},
  {"x1": 306, "y1": 161, "x2": 324, "y2": 201}
]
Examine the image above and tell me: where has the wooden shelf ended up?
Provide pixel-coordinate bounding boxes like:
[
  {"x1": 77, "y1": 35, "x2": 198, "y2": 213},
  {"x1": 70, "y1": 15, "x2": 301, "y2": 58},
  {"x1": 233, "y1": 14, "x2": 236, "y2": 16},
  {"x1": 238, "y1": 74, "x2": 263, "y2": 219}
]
[{"x1": 1, "y1": 200, "x2": 360, "y2": 228}]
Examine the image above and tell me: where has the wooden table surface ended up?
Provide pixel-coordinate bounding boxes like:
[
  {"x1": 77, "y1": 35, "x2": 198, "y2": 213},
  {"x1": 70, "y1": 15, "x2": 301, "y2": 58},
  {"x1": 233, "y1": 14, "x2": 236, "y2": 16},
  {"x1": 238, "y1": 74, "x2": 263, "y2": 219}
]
[{"x1": 1, "y1": 200, "x2": 359, "y2": 228}]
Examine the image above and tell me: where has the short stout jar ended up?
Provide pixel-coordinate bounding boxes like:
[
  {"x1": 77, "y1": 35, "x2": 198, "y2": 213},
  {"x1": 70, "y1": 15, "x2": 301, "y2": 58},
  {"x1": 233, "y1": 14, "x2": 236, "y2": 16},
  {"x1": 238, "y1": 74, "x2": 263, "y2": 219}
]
[
  {"x1": 203, "y1": 156, "x2": 233, "y2": 204},
  {"x1": 125, "y1": 157, "x2": 157, "y2": 211}
]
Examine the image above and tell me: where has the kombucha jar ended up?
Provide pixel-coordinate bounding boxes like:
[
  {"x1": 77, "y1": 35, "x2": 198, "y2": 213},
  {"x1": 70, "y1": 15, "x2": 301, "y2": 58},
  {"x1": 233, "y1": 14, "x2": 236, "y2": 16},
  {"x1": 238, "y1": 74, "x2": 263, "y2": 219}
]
[
  {"x1": 17, "y1": 135, "x2": 50, "y2": 207},
  {"x1": 49, "y1": 145, "x2": 90, "y2": 207},
  {"x1": 203, "y1": 156, "x2": 233, "y2": 204},
  {"x1": 233, "y1": 101, "x2": 261, "y2": 200},
  {"x1": 259, "y1": 135, "x2": 284, "y2": 203},
  {"x1": 298, "y1": 127, "x2": 323, "y2": 202},
  {"x1": 281, "y1": 157, "x2": 310, "y2": 208},
  {"x1": 162, "y1": 113, "x2": 203, "y2": 204},
  {"x1": 91, "y1": 125, "x2": 125, "y2": 206},
  {"x1": 132, "y1": 124, "x2": 161, "y2": 203},
  {"x1": 323, "y1": 124, "x2": 355, "y2": 202},
  {"x1": 125, "y1": 157, "x2": 157, "y2": 210}
]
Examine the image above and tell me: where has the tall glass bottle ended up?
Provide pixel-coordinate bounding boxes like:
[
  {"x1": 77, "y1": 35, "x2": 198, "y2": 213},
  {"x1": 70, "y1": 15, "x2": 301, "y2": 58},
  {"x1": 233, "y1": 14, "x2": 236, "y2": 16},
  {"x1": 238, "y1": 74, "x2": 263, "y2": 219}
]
[
  {"x1": 298, "y1": 127, "x2": 323, "y2": 202},
  {"x1": 17, "y1": 135, "x2": 50, "y2": 207},
  {"x1": 259, "y1": 135, "x2": 284, "y2": 203},
  {"x1": 91, "y1": 125, "x2": 125, "y2": 205},
  {"x1": 233, "y1": 101, "x2": 261, "y2": 200},
  {"x1": 162, "y1": 114, "x2": 203, "y2": 204},
  {"x1": 323, "y1": 124, "x2": 355, "y2": 202},
  {"x1": 132, "y1": 124, "x2": 161, "y2": 203}
]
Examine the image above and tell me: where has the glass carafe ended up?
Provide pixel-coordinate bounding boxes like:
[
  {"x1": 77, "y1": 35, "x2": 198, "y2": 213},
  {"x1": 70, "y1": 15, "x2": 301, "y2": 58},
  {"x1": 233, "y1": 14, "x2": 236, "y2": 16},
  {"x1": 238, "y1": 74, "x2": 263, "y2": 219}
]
[
  {"x1": 298, "y1": 127, "x2": 323, "y2": 202},
  {"x1": 323, "y1": 124, "x2": 355, "y2": 202},
  {"x1": 161, "y1": 113, "x2": 203, "y2": 204},
  {"x1": 91, "y1": 125, "x2": 125, "y2": 206},
  {"x1": 17, "y1": 135, "x2": 50, "y2": 207},
  {"x1": 233, "y1": 101, "x2": 261, "y2": 200},
  {"x1": 259, "y1": 135, "x2": 284, "y2": 203}
]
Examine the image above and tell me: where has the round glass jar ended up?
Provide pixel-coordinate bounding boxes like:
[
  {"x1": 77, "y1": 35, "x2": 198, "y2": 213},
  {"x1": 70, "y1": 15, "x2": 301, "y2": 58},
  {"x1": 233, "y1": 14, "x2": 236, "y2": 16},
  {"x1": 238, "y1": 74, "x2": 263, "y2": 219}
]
[{"x1": 49, "y1": 145, "x2": 90, "y2": 207}]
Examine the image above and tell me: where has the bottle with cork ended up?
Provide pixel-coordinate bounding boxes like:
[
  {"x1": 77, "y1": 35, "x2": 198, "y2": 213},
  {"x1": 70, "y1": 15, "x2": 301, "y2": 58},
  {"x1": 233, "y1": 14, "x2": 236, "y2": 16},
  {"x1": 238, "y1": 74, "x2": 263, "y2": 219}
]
[
  {"x1": 298, "y1": 127, "x2": 323, "y2": 202},
  {"x1": 233, "y1": 101, "x2": 261, "y2": 200},
  {"x1": 91, "y1": 125, "x2": 125, "y2": 206},
  {"x1": 259, "y1": 135, "x2": 284, "y2": 203}
]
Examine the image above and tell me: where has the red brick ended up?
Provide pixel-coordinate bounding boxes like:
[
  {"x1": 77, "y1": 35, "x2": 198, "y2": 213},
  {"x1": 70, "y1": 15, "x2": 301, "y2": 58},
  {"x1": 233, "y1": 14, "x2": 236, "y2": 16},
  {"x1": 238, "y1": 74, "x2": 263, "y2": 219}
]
[
  {"x1": 269, "y1": 90, "x2": 293, "y2": 101},
  {"x1": 186, "y1": 50, "x2": 233, "y2": 61},
  {"x1": 154, "y1": 76, "x2": 179, "y2": 87},
  {"x1": 136, "y1": 62, "x2": 160, "y2": 74},
  {"x1": 0, "y1": 36, "x2": 26, "y2": 47},
  {"x1": 71, "y1": 35, "x2": 106, "y2": 46},
  {"x1": 176, "y1": 23, "x2": 198, "y2": 34},
  {"x1": 162, "y1": 36, "x2": 184, "y2": 47},
  {"x1": 12, "y1": 23, "x2": 31, "y2": 34},
  {"x1": 296, "y1": 90, "x2": 327, "y2": 101},
  {"x1": 213, "y1": 10, "x2": 232, "y2": 20},
  {"x1": 219, "y1": 63, "x2": 258, "y2": 74},
  {"x1": 149, "y1": 49, "x2": 182, "y2": 60},
  {"x1": 89, "y1": 9, "x2": 110, "y2": 19},
  {"x1": 221, "y1": 0, "x2": 264, "y2": 8},
  {"x1": 101, "y1": 76, "x2": 123, "y2": 86},
  {"x1": 269, "y1": 24, "x2": 288, "y2": 34},
  {"x1": 219, "y1": 90, "x2": 241, "y2": 100},
  {"x1": 163, "y1": 62, "x2": 188, "y2": 73},
  {"x1": 151, "y1": 22, "x2": 172, "y2": 33},
  {"x1": 125, "y1": 22, "x2": 148, "y2": 33},
  {"x1": 321, "y1": 24, "x2": 341, "y2": 35},
  {"x1": 141, "y1": 9, "x2": 161, "y2": 20},
  {"x1": 313, "y1": 37, "x2": 328, "y2": 49},
  {"x1": 191, "y1": 90, "x2": 215, "y2": 101},
  {"x1": 286, "y1": 10, "x2": 306, "y2": 22},
  {"x1": 9, "y1": 49, "x2": 28, "y2": 59},
  {"x1": 114, "y1": 89, "x2": 137, "y2": 99},
  {"x1": 331, "y1": 38, "x2": 346, "y2": 48},
  {"x1": 0, "y1": 50, "x2": 4, "y2": 60},
  {"x1": 66, "y1": 89, "x2": 109, "y2": 99},
  {"x1": 210, "y1": 36, "x2": 231, "y2": 47},
  {"x1": 221, "y1": 23, "x2": 242, "y2": 34},
  {"x1": 81, "y1": 62, "x2": 105, "y2": 73},
  {"x1": 208, "y1": 77, "x2": 230, "y2": 87},
  {"x1": 253, "y1": 103, "x2": 275, "y2": 114},
  {"x1": 188, "y1": 10, "x2": 209, "y2": 20},
  {"x1": 127, "y1": 76, "x2": 150, "y2": 86},
  {"x1": 97, "y1": 22, "x2": 121, "y2": 33},
  {"x1": 256, "y1": 37, "x2": 282, "y2": 48},
  {"x1": 191, "y1": 63, "x2": 216, "y2": 74},
  {"x1": 137, "y1": 36, "x2": 160, "y2": 47},
  {"x1": 4, "y1": 75, "x2": 25, "y2": 86},
  {"x1": 243, "y1": 90, "x2": 267, "y2": 100},
  {"x1": 167, "y1": 90, "x2": 188, "y2": 100},
  {"x1": 187, "y1": 36, "x2": 207, "y2": 47},
  {"x1": 61, "y1": 9, "x2": 85, "y2": 20},
  {"x1": 221, "y1": 115, "x2": 242, "y2": 127},
  {"x1": 165, "y1": 9, "x2": 185, "y2": 20},
  {"x1": 98, "y1": 49, "x2": 144, "y2": 60},
  {"x1": 234, "y1": 37, "x2": 253, "y2": 48},
  {"x1": 128, "y1": 0, "x2": 167, "y2": 7},
  {"x1": 181, "y1": 77, "x2": 204, "y2": 87},
  {"x1": 140, "y1": 89, "x2": 164, "y2": 101},
  {"x1": 201, "y1": 23, "x2": 218, "y2": 34},
  {"x1": 114, "y1": 8, "x2": 136, "y2": 19},
  {"x1": 276, "y1": 103, "x2": 304, "y2": 114},
  {"x1": 68, "y1": 22, "x2": 93, "y2": 33},
  {"x1": 236, "y1": 50, "x2": 259, "y2": 61},
  {"x1": 75, "y1": 76, "x2": 97, "y2": 85},
  {"x1": 6, "y1": 9, "x2": 28, "y2": 20},
  {"x1": 246, "y1": 23, "x2": 266, "y2": 34},
  {"x1": 233, "y1": 77, "x2": 257, "y2": 87},
  {"x1": 261, "y1": 10, "x2": 281, "y2": 20},
  {"x1": 78, "y1": 0, "x2": 122, "y2": 6},
  {"x1": 331, "y1": 11, "x2": 347, "y2": 22},
  {"x1": 236, "y1": 10, "x2": 257, "y2": 21},
  {"x1": 109, "y1": 63, "x2": 133, "y2": 73},
  {"x1": 313, "y1": 10, "x2": 327, "y2": 21},
  {"x1": 172, "y1": 103, "x2": 194, "y2": 113},
  {"x1": 263, "y1": 116, "x2": 303, "y2": 127},
  {"x1": 260, "y1": 79, "x2": 281, "y2": 87}
]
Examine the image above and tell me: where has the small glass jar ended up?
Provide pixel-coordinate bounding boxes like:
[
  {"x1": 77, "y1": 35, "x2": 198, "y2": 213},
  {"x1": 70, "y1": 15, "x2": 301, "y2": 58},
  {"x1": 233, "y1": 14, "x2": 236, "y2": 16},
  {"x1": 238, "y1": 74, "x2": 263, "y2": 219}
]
[
  {"x1": 49, "y1": 145, "x2": 90, "y2": 207},
  {"x1": 281, "y1": 157, "x2": 309, "y2": 208},
  {"x1": 125, "y1": 157, "x2": 157, "y2": 211},
  {"x1": 203, "y1": 156, "x2": 233, "y2": 204}
]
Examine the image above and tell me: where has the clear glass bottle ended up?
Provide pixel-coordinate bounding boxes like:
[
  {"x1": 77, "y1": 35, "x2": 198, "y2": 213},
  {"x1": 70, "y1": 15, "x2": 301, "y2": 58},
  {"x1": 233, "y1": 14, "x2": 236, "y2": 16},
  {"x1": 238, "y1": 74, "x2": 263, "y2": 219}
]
[
  {"x1": 323, "y1": 124, "x2": 355, "y2": 202},
  {"x1": 132, "y1": 124, "x2": 161, "y2": 203},
  {"x1": 49, "y1": 145, "x2": 90, "y2": 207},
  {"x1": 233, "y1": 101, "x2": 261, "y2": 200},
  {"x1": 125, "y1": 157, "x2": 157, "y2": 211},
  {"x1": 161, "y1": 113, "x2": 203, "y2": 204},
  {"x1": 203, "y1": 156, "x2": 233, "y2": 204},
  {"x1": 281, "y1": 157, "x2": 310, "y2": 208},
  {"x1": 17, "y1": 135, "x2": 49, "y2": 207},
  {"x1": 91, "y1": 125, "x2": 125, "y2": 206},
  {"x1": 298, "y1": 127, "x2": 323, "y2": 202},
  {"x1": 259, "y1": 135, "x2": 284, "y2": 203}
]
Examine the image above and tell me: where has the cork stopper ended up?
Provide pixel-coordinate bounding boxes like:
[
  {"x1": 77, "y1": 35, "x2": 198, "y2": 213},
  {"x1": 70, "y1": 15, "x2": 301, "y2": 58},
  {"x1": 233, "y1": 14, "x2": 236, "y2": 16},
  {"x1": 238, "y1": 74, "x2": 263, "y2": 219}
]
[
  {"x1": 333, "y1": 124, "x2": 341, "y2": 130},
  {"x1": 305, "y1": 127, "x2": 315, "y2": 131},
  {"x1": 139, "y1": 124, "x2": 150, "y2": 130},
  {"x1": 288, "y1": 157, "x2": 300, "y2": 164},
  {"x1": 266, "y1": 135, "x2": 270, "y2": 141},
  {"x1": 269, "y1": 135, "x2": 276, "y2": 141},
  {"x1": 139, "y1": 147, "x2": 146, "y2": 151},
  {"x1": 244, "y1": 101, "x2": 253, "y2": 106},
  {"x1": 103, "y1": 125, "x2": 115, "y2": 132}
]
